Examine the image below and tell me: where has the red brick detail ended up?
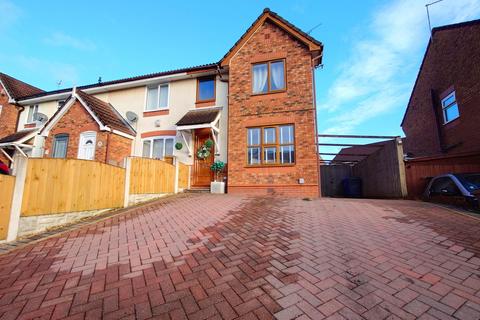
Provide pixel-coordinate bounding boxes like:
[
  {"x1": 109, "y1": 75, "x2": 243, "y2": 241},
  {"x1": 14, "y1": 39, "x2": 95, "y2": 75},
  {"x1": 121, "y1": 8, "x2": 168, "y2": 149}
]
[
  {"x1": 44, "y1": 100, "x2": 131, "y2": 165},
  {"x1": 0, "y1": 85, "x2": 20, "y2": 164},
  {"x1": 143, "y1": 110, "x2": 169, "y2": 117},
  {"x1": 141, "y1": 130, "x2": 176, "y2": 138},
  {"x1": 195, "y1": 101, "x2": 216, "y2": 108},
  {"x1": 228, "y1": 185, "x2": 319, "y2": 197},
  {"x1": 227, "y1": 21, "x2": 319, "y2": 197},
  {"x1": 402, "y1": 23, "x2": 480, "y2": 157},
  {"x1": 24, "y1": 123, "x2": 36, "y2": 128}
]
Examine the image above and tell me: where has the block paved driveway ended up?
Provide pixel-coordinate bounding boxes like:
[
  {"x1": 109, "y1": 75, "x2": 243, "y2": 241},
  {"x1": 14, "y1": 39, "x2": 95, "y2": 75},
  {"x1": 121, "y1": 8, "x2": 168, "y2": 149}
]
[{"x1": 0, "y1": 195, "x2": 480, "y2": 319}]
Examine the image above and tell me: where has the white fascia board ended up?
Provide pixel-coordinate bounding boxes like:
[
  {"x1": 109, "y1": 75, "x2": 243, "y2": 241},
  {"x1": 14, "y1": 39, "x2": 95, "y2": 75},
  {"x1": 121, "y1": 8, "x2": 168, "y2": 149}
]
[
  {"x1": 112, "y1": 129, "x2": 135, "y2": 140},
  {"x1": 17, "y1": 72, "x2": 193, "y2": 105},
  {"x1": 0, "y1": 78, "x2": 15, "y2": 103},
  {"x1": 16, "y1": 130, "x2": 39, "y2": 144},
  {"x1": 176, "y1": 123, "x2": 215, "y2": 131},
  {"x1": 40, "y1": 97, "x2": 77, "y2": 136}
]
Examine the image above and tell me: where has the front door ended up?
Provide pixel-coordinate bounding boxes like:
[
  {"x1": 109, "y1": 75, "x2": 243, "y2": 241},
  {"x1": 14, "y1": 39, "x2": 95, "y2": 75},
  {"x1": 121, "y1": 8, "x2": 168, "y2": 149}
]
[
  {"x1": 78, "y1": 131, "x2": 97, "y2": 160},
  {"x1": 192, "y1": 128, "x2": 214, "y2": 188}
]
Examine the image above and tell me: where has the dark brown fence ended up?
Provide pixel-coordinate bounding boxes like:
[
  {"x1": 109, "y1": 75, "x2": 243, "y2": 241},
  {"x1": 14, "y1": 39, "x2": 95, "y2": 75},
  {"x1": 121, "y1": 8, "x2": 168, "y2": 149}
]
[{"x1": 405, "y1": 152, "x2": 480, "y2": 198}]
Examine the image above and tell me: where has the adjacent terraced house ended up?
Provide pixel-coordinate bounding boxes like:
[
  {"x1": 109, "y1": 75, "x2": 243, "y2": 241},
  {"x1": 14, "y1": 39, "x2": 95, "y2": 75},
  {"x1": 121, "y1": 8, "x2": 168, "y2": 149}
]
[{"x1": 0, "y1": 8, "x2": 323, "y2": 197}]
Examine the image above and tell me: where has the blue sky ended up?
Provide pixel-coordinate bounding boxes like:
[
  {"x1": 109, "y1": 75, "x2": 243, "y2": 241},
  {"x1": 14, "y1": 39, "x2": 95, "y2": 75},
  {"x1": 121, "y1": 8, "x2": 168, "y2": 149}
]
[{"x1": 1, "y1": 0, "x2": 479, "y2": 149}]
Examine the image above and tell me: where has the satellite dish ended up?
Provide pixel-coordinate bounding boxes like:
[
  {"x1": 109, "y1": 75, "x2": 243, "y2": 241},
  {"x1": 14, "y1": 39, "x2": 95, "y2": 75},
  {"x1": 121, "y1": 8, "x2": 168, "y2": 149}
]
[
  {"x1": 126, "y1": 111, "x2": 138, "y2": 122},
  {"x1": 34, "y1": 112, "x2": 49, "y2": 123}
]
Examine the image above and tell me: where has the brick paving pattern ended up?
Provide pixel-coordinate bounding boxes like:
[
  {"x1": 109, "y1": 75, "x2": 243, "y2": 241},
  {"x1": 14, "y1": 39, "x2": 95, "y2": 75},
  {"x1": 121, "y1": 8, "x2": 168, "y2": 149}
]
[{"x1": 0, "y1": 195, "x2": 479, "y2": 319}]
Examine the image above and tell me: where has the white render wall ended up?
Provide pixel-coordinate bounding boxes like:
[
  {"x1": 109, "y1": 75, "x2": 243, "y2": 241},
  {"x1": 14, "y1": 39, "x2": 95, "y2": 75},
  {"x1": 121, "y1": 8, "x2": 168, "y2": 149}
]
[{"x1": 26, "y1": 75, "x2": 229, "y2": 165}]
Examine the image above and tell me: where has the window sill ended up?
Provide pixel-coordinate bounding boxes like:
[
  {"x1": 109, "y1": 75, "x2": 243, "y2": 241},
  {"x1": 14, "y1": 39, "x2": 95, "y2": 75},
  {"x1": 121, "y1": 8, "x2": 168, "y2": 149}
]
[
  {"x1": 245, "y1": 163, "x2": 295, "y2": 168},
  {"x1": 195, "y1": 100, "x2": 216, "y2": 108},
  {"x1": 443, "y1": 117, "x2": 460, "y2": 126},
  {"x1": 143, "y1": 109, "x2": 169, "y2": 117},
  {"x1": 251, "y1": 89, "x2": 286, "y2": 97}
]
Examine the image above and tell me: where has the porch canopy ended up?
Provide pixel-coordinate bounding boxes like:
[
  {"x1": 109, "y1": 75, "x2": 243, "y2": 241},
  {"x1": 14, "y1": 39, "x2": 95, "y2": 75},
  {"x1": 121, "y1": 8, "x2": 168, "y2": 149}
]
[
  {"x1": 175, "y1": 108, "x2": 221, "y2": 155},
  {"x1": 0, "y1": 128, "x2": 38, "y2": 161}
]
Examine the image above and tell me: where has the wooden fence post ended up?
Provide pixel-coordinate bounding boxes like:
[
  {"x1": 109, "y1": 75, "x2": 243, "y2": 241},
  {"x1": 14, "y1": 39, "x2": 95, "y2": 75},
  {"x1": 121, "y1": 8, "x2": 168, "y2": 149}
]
[
  {"x1": 124, "y1": 157, "x2": 132, "y2": 208},
  {"x1": 174, "y1": 157, "x2": 179, "y2": 194},
  {"x1": 7, "y1": 156, "x2": 28, "y2": 241}
]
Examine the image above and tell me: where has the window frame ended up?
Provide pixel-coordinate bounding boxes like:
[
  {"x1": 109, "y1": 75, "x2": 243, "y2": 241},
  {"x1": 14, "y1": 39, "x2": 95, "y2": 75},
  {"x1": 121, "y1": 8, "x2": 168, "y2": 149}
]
[
  {"x1": 196, "y1": 76, "x2": 216, "y2": 103},
  {"x1": 52, "y1": 133, "x2": 69, "y2": 159},
  {"x1": 26, "y1": 105, "x2": 39, "y2": 124},
  {"x1": 246, "y1": 124, "x2": 295, "y2": 167},
  {"x1": 441, "y1": 91, "x2": 459, "y2": 124},
  {"x1": 251, "y1": 59, "x2": 287, "y2": 95},
  {"x1": 144, "y1": 83, "x2": 170, "y2": 112},
  {"x1": 142, "y1": 136, "x2": 175, "y2": 159}
]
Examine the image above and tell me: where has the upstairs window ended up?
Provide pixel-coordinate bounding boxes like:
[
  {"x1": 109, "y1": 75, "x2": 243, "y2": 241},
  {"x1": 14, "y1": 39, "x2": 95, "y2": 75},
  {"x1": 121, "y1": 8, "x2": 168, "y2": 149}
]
[
  {"x1": 252, "y1": 60, "x2": 285, "y2": 94},
  {"x1": 197, "y1": 77, "x2": 215, "y2": 102},
  {"x1": 146, "y1": 84, "x2": 169, "y2": 111},
  {"x1": 441, "y1": 91, "x2": 459, "y2": 123},
  {"x1": 26, "y1": 105, "x2": 39, "y2": 123},
  {"x1": 247, "y1": 124, "x2": 294, "y2": 166}
]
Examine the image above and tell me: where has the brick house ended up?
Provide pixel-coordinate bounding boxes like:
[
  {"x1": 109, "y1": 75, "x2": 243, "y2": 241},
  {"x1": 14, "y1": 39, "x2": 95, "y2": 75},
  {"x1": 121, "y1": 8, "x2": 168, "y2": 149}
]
[
  {"x1": 2, "y1": 8, "x2": 323, "y2": 197},
  {"x1": 0, "y1": 73, "x2": 43, "y2": 164},
  {"x1": 401, "y1": 19, "x2": 480, "y2": 158},
  {"x1": 39, "y1": 89, "x2": 135, "y2": 166},
  {"x1": 220, "y1": 9, "x2": 322, "y2": 197}
]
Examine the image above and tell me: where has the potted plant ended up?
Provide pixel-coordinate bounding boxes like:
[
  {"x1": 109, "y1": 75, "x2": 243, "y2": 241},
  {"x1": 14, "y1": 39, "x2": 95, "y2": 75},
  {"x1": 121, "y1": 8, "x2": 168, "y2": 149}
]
[{"x1": 210, "y1": 160, "x2": 225, "y2": 194}]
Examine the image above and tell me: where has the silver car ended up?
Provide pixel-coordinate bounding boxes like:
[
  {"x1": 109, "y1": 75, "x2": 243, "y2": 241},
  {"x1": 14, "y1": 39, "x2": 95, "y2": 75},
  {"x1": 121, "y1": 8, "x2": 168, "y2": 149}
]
[{"x1": 424, "y1": 173, "x2": 480, "y2": 210}]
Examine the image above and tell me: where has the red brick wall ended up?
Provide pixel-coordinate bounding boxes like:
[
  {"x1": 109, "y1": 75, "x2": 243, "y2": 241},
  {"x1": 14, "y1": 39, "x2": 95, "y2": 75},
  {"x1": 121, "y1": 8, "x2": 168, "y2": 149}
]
[
  {"x1": 402, "y1": 23, "x2": 480, "y2": 158},
  {"x1": 0, "y1": 85, "x2": 20, "y2": 164},
  {"x1": 107, "y1": 133, "x2": 132, "y2": 167},
  {"x1": 227, "y1": 21, "x2": 319, "y2": 197},
  {"x1": 44, "y1": 100, "x2": 131, "y2": 166}
]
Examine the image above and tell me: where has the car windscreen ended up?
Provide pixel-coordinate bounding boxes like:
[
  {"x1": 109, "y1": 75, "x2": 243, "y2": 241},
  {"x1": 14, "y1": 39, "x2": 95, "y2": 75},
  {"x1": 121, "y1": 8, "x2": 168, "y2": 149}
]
[{"x1": 457, "y1": 174, "x2": 480, "y2": 192}]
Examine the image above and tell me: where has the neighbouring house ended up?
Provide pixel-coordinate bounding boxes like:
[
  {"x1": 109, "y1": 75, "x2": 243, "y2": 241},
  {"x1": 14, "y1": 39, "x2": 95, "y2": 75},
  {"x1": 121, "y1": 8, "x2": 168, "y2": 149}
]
[
  {"x1": 0, "y1": 73, "x2": 44, "y2": 164},
  {"x1": 401, "y1": 19, "x2": 480, "y2": 158},
  {"x1": 1, "y1": 8, "x2": 323, "y2": 197},
  {"x1": 38, "y1": 89, "x2": 136, "y2": 166}
]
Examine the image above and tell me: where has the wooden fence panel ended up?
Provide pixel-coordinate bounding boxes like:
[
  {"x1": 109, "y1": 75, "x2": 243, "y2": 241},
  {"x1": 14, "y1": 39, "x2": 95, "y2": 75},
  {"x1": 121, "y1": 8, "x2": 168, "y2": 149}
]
[
  {"x1": 405, "y1": 152, "x2": 480, "y2": 198},
  {"x1": 129, "y1": 157, "x2": 175, "y2": 194},
  {"x1": 178, "y1": 162, "x2": 190, "y2": 189},
  {"x1": 21, "y1": 158, "x2": 125, "y2": 216},
  {"x1": 0, "y1": 175, "x2": 15, "y2": 239}
]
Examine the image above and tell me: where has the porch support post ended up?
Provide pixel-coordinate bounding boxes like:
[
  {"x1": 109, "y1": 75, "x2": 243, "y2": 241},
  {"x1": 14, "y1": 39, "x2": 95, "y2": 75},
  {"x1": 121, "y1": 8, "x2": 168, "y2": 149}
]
[
  {"x1": 123, "y1": 157, "x2": 132, "y2": 208},
  {"x1": 7, "y1": 155, "x2": 28, "y2": 241}
]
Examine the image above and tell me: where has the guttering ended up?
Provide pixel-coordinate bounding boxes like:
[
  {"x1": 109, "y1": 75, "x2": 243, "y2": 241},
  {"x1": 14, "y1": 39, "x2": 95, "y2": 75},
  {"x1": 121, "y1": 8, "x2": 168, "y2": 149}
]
[{"x1": 18, "y1": 72, "x2": 194, "y2": 105}]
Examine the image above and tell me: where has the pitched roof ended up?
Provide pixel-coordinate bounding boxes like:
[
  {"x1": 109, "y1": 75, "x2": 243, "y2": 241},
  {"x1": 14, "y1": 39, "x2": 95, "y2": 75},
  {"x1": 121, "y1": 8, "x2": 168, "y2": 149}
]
[
  {"x1": 0, "y1": 128, "x2": 38, "y2": 144},
  {"x1": 0, "y1": 73, "x2": 44, "y2": 100},
  {"x1": 220, "y1": 8, "x2": 323, "y2": 67},
  {"x1": 17, "y1": 63, "x2": 217, "y2": 101},
  {"x1": 333, "y1": 142, "x2": 386, "y2": 162},
  {"x1": 176, "y1": 108, "x2": 220, "y2": 126},
  {"x1": 75, "y1": 90, "x2": 136, "y2": 136},
  {"x1": 400, "y1": 18, "x2": 480, "y2": 127}
]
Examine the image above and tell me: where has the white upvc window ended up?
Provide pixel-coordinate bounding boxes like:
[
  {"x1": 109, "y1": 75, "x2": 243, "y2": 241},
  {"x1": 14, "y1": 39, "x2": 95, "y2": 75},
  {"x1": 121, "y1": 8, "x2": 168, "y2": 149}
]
[
  {"x1": 142, "y1": 136, "x2": 175, "y2": 159},
  {"x1": 145, "y1": 83, "x2": 169, "y2": 111},
  {"x1": 26, "y1": 105, "x2": 39, "y2": 123},
  {"x1": 441, "y1": 91, "x2": 459, "y2": 124}
]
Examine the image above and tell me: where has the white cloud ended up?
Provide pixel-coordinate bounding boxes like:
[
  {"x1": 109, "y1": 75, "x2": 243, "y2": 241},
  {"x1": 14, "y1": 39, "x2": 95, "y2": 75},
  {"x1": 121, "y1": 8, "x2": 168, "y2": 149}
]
[
  {"x1": 320, "y1": 0, "x2": 480, "y2": 134},
  {"x1": 43, "y1": 32, "x2": 96, "y2": 51},
  {"x1": 0, "y1": 0, "x2": 21, "y2": 29}
]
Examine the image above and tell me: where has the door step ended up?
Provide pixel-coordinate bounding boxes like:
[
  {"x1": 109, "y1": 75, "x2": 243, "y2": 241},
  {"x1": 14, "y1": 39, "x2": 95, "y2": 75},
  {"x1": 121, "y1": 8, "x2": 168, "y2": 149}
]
[{"x1": 185, "y1": 188, "x2": 210, "y2": 193}]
